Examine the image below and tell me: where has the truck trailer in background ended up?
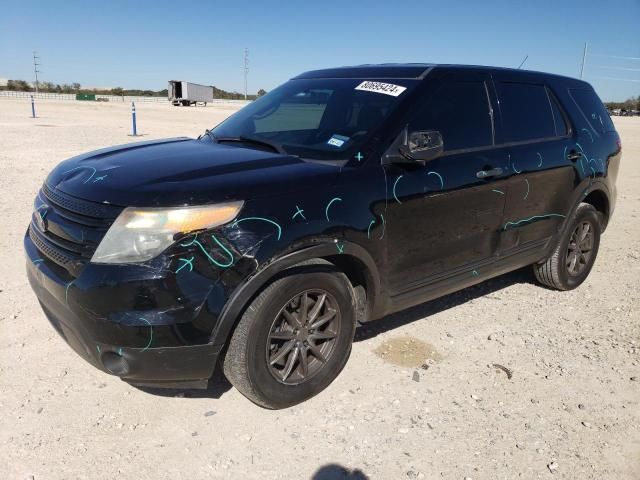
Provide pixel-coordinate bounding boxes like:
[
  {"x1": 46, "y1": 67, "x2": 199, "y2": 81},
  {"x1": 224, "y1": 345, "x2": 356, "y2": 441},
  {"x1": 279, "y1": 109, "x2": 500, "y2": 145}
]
[{"x1": 168, "y1": 81, "x2": 214, "y2": 106}]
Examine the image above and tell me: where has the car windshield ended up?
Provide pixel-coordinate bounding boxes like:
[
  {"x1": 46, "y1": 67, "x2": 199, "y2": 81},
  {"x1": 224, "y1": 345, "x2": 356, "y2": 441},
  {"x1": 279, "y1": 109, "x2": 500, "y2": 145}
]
[{"x1": 208, "y1": 78, "x2": 417, "y2": 161}]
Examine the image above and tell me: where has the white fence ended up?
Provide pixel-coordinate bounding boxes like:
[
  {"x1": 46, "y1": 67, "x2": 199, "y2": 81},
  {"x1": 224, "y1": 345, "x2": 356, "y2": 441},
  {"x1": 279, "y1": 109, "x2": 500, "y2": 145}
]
[{"x1": 0, "y1": 91, "x2": 251, "y2": 106}]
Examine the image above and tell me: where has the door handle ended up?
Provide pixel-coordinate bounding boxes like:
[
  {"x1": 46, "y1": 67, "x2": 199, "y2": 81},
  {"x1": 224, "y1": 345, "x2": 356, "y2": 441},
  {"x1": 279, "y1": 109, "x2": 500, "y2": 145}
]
[
  {"x1": 567, "y1": 150, "x2": 582, "y2": 162},
  {"x1": 476, "y1": 167, "x2": 503, "y2": 179}
]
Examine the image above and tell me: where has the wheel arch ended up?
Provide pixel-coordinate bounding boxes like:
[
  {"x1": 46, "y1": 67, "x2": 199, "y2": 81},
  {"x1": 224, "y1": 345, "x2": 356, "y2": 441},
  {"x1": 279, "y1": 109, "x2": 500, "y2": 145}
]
[
  {"x1": 582, "y1": 188, "x2": 610, "y2": 230},
  {"x1": 209, "y1": 241, "x2": 382, "y2": 348}
]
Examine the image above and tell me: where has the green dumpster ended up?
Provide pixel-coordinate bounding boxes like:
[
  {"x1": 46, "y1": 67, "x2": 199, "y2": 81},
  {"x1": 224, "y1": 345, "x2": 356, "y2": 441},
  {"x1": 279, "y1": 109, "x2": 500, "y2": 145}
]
[{"x1": 76, "y1": 93, "x2": 96, "y2": 101}]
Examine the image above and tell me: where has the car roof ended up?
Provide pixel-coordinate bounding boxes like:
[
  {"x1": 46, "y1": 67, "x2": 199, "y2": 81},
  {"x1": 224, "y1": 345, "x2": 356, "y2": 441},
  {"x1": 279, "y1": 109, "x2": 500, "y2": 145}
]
[{"x1": 293, "y1": 63, "x2": 587, "y2": 86}]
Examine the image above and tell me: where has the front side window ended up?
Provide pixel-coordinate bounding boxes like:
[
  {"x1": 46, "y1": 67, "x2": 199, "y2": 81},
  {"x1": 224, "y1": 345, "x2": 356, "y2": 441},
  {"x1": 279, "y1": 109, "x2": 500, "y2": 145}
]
[
  {"x1": 409, "y1": 81, "x2": 493, "y2": 151},
  {"x1": 210, "y1": 78, "x2": 417, "y2": 161},
  {"x1": 499, "y1": 82, "x2": 556, "y2": 142}
]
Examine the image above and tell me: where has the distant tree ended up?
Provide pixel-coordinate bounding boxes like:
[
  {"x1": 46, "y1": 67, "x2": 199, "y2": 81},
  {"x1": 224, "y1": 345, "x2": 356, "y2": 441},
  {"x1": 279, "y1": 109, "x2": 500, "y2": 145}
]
[
  {"x1": 72, "y1": 82, "x2": 81, "y2": 91},
  {"x1": 257, "y1": 88, "x2": 267, "y2": 97},
  {"x1": 112, "y1": 87, "x2": 124, "y2": 96},
  {"x1": 7, "y1": 79, "x2": 32, "y2": 91}
]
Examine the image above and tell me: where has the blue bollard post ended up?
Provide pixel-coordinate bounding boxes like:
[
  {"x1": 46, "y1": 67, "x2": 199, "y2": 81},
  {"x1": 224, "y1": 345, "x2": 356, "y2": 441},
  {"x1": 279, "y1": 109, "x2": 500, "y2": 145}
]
[
  {"x1": 31, "y1": 95, "x2": 36, "y2": 118},
  {"x1": 131, "y1": 102, "x2": 138, "y2": 136}
]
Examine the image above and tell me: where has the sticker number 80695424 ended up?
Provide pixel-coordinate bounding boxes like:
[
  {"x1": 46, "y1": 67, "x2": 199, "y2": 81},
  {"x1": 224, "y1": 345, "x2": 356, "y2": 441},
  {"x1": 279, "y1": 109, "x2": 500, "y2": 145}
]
[{"x1": 355, "y1": 81, "x2": 407, "y2": 97}]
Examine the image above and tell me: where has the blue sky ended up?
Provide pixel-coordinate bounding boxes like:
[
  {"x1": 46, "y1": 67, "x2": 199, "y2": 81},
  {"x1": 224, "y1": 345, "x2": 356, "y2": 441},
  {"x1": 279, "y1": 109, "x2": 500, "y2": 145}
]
[{"x1": 1, "y1": 0, "x2": 638, "y2": 101}]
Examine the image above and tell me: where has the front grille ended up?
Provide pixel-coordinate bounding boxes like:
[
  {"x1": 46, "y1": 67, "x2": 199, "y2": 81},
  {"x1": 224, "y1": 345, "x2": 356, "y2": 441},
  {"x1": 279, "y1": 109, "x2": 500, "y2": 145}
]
[{"x1": 30, "y1": 184, "x2": 123, "y2": 276}]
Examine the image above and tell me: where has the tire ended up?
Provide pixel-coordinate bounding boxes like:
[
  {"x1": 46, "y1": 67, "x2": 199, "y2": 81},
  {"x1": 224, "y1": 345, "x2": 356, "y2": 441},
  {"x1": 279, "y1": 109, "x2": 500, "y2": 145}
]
[
  {"x1": 533, "y1": 202, "x2": 601, "y2": 290},
  {"x1": 223, "y1": 268, "x2": 356, "y2": 409}
]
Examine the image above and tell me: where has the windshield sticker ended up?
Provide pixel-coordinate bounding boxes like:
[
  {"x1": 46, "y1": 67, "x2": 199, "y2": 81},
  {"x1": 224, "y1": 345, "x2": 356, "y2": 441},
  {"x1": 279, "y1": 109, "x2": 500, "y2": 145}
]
[
  {"x1": 355, "y1": 81, "x2": 406, "y2": 97},
  {"x1": 327, "y1": 134, "x2": 350, "y2": 148}
]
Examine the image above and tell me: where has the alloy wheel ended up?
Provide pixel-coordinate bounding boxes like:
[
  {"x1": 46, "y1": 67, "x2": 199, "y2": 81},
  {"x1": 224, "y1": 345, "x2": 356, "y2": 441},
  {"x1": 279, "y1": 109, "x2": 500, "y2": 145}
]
[
  {"x1": 266, "y1": 289, "x2": 341, "y2": 385},
  {"x1": 566, "y1": 220, "x2": 594, "y2": 276}
]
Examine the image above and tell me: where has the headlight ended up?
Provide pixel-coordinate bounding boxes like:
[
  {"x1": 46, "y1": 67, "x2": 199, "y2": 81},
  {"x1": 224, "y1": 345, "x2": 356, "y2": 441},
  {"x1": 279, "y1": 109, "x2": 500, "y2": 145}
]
[{"x1": 91, "y1": 201, "x2": 243, "y2": 264}]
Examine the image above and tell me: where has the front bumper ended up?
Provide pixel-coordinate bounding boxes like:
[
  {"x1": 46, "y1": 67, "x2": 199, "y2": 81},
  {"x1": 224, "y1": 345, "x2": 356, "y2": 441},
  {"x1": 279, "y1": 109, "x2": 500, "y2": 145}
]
[{"x1": 25, "y1": 232, "x2": 225, "y2": 388}]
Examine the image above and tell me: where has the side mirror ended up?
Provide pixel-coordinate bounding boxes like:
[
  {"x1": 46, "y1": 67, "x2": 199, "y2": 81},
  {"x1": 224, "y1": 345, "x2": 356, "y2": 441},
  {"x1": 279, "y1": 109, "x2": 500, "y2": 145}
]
[{"x1": 383, "y1": 127, "x2": 444, "y2": 165}]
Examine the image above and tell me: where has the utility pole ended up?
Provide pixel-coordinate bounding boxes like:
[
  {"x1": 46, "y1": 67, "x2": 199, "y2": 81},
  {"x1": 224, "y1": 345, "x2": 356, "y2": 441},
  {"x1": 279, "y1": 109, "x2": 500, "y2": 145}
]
[
  {"x1": 33, "y1": 51, "x2": 41, "y2": 94},
  {"x1": 244, "y1": 48, "x2": 249, "y2": 100},
  {"x1": 580, "y1": 42, "x2": 588, "y2": 79}
]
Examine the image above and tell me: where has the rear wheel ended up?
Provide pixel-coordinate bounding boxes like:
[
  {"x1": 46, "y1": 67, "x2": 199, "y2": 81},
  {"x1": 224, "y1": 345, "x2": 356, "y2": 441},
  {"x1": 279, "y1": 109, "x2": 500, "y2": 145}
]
[
  {"x1": 533, "y1": 203, "x2": 601, "y2": 290},
  {"x1": 223, "y1": 268, "x2": 356, "y2": 409}
]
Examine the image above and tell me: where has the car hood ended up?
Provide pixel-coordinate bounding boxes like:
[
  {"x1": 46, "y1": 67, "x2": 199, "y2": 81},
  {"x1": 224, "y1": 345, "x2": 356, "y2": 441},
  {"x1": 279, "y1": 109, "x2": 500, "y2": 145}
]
[{"x1": 46, "y1": 137, "x2": 341, "y2": 207}]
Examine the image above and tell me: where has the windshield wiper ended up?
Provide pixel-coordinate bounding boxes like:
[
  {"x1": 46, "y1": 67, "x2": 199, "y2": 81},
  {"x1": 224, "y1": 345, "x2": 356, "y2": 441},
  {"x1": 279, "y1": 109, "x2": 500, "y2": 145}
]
[{"x1": 207, "y1": 133, "x2": 286, "y2": 155}]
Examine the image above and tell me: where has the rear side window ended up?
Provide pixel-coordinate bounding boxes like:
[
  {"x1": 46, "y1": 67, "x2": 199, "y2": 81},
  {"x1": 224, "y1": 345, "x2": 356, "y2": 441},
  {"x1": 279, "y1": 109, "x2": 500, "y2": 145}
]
[
  {"x1": 409, "y1": 81, "x2": 492, "y2": 151},
  {"x1": 499, "y1": 82, "x2": 556, "y2": 142},
  {"x1": 569, "y1": 88, "x2": 615, "y2": 133}
]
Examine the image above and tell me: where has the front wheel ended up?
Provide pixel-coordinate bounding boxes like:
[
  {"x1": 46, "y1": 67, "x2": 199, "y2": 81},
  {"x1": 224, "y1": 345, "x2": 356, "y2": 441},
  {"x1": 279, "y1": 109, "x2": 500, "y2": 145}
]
[
  {"x1": 223, "y1": 268, "x2": 356, "y2": 409},
  {"x1": 533, "y1": 202, "x2": 601, "y2": 290}
]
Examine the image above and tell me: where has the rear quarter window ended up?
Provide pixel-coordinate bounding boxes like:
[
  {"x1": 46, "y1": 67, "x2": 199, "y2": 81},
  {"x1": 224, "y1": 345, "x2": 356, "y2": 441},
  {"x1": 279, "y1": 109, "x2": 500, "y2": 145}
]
[{"x1": 569, "y1": 88, "x2": 615, "y2": 133}]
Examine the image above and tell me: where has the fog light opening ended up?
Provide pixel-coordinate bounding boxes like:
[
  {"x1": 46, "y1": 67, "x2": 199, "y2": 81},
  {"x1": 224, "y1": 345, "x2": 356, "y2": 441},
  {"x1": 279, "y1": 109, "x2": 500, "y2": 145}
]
[{"x1": 101, "y1": 351, "x2": 130, "y2": 376}]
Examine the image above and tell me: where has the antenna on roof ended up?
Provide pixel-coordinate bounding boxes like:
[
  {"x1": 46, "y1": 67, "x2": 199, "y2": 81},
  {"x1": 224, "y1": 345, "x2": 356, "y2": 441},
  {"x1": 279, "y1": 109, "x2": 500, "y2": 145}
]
[{"x1": 517, "y1": 55, "x2": 529, "y2": 69}]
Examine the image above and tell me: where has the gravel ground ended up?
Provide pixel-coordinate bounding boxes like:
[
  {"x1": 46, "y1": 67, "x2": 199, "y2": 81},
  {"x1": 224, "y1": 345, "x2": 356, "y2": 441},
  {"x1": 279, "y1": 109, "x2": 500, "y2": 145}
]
[{"x1": 0, "y1": 100, "x2": 638, "y2": 480}]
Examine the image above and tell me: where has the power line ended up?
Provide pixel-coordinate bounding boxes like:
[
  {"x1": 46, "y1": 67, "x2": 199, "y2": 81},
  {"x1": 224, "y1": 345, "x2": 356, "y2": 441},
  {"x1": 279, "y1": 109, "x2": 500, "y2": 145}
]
[
  {"x1": 589, "y1": 65, "x2": 640, "y2": 72},
  {"x1": 33, "y1": 51, "x2": 41, "y2": 94},
  {"x1": 591, "y1": 75, "x2": 640, "y2": 83},
  {"x1": 588, "y1": 53, "x2": 640, "y2": 61}
]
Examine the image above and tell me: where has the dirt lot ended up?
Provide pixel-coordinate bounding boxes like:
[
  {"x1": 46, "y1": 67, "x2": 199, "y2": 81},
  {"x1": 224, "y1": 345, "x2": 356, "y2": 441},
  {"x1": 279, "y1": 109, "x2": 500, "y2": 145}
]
[{"x1": 1, "y1": 100, "x2": 638, "y2": 479}]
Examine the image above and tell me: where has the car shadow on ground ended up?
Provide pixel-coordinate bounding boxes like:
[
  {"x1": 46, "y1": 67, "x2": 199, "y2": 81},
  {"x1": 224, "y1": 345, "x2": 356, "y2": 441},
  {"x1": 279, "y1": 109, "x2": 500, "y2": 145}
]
[
  {"x1": 135, "y1": 267, "x2": 534, "y2": 400},
  {"x1": 132, "y1": 367, "x2": 232, "y2": 399},
  {"x1": 311, "y1": 464, "x2": 369, "y2": 479},
  {"x1": 354, "y1": 266, "x2": 535, "y2": 342}
]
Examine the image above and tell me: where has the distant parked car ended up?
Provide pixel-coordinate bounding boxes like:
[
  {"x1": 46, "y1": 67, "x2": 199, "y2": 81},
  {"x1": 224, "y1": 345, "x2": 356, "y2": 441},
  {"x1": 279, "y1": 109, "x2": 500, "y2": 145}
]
[{"x1": 26, "y1": 64, "x2": 621, "y2": 408}]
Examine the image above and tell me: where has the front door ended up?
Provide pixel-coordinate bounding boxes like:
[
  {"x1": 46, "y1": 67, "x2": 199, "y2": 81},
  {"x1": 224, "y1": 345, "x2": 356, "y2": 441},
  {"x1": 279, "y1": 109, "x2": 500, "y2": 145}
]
[{"x1": 384, "y1": 71, "x2": 509, "y2": 295}]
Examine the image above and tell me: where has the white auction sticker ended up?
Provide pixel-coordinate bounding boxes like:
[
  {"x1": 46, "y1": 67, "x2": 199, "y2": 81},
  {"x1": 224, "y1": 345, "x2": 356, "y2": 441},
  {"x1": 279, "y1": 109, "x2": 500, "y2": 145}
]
[{"x1": 355, "y1": 81, "x2": 407, "y2": 97}]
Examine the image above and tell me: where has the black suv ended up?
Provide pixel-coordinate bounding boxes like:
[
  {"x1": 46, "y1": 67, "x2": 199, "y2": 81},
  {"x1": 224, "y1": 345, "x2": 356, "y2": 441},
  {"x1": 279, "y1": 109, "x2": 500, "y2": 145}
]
[{"x1": 26, "y1": 64, "x2": 621, "y2": 408}]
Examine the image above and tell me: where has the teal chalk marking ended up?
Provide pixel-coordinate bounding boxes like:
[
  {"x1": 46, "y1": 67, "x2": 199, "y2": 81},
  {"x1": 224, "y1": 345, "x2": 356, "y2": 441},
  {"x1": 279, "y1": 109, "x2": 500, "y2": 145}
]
[
  {"x1": 581, "y1": 128, "x2": 594, "y2": 143},
  {"x1": 491, "y1": 189, "x2": 504, "y2": 195},
  {"x1": 379, "y1": 214, "x2": 386, "y2": 240},
  {"x1": 62, "y1": 166, "x2": 97, "y2": 184},
  {"x1": 96, "y1": 345, "x2": 101, "y2": 353},
  {"x1": 355, "y1": 152, "x2": 364, "y2": 162},
  {"x1": 427, "y1": 171, "x2": 444, "y2": 189},
  {"x1": 590, "y1": 166, "x2": 596, "y2": 178},
  {"x1": 175, "y1": 256, "x2": 195, "y2": 273},
  {"x1": 325, "y1": 197, "x2": 342, "y2": 222},
  {"x1": 336, "y1": 242, "x2": 344, "y2": 254},
  {"x1": 392, "y1": 175, "x2": 403, "y2": 204},
  {"x1": 367, "y1": 220, "x2": 375, "y2": 239},
  {"x1": 513, "y1": 162, "x2": 522, "y2": 174},
  {"x1": 180, "y1": 233, "x2": 234, "y2": 268},
  {"x1": 292, "y1": 205, "x2": 306, "y2": 220},
  {"x1": 231, "y1": 217, "x2": 282, "y2": 240},
  {"x1": 523, "y1": 179, "x2": 530, "y2": 200},
  {"x1": 117, "y1": 347, "x2": 123, "y2": 356},
  {"x1": 472, "y1": 270, "x2": 479, "y2": 276},
  {"x1": 33, "y1": 259, "x2": 44, "y2": 264},
  {"x1": 536, "y1": 152, "x2": 543, "y2": 168},
  {"x1": 209, "y1": 235, "x2": 234, "y2": 267},
  {"x1": 563, "y1": 145, "x2": 568, "y2": 163},
  {"x1": 93, "y1": 174, "x2": 108, "y2": 183},
  {"x1": 503, "y1": 214, "x2": 566, "y2": 230},
  {"x1": 139, "y1": 317, "x2": 153, "y2": 352}
]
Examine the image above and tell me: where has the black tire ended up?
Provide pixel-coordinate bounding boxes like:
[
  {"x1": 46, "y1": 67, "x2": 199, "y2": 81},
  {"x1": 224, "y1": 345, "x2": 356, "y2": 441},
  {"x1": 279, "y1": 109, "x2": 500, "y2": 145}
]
[
  {"x1": 533, "y1": 202, "x2": 601, "y2": 290},
  {"x1": 223, "y1": 268, "x2": 356, "y2": 409}
]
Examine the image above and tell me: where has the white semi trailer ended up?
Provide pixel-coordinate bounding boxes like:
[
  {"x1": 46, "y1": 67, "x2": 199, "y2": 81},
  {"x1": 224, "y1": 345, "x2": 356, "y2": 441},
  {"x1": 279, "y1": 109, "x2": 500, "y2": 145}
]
[{"x1": 168, "y1": 80, "x2": 214, "y2": 106}]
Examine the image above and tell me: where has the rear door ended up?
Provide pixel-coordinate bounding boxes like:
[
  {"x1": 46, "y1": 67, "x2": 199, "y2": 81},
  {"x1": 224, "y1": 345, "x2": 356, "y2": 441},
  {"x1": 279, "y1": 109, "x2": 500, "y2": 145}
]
[
  {"x1": 494, "y1": 76, "x2": 575, "y2": 251},
  {"x1": 384, "y1": 70, "x2": 509, "y2": 294}
]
